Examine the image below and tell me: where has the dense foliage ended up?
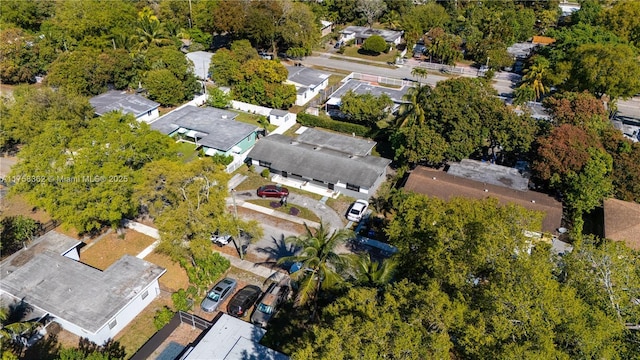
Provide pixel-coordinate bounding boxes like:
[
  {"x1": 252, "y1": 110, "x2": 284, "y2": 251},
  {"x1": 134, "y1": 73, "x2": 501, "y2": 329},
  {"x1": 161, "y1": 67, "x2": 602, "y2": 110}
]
[
  {"x1": 8, "y1": 112, "x2": 176, "y2": 232},
  {"x1": 297, "y1": 113, "x2": 370, "y2": 137},
  {"x1": 284, "y1": 195, "x2": 640, "y2": 359},
  {"x1": 209, "y1": 40, "x2": 296, "y2": 109}
]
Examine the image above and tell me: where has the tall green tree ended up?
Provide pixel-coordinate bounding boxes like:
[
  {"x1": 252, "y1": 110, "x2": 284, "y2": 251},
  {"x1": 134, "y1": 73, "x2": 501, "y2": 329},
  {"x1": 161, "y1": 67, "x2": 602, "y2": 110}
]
[
  {"x1": 292, "y1": 281, "x2": 457, "y2": 359},
  {"x1": 340, "y1": 90, "x2": 393, "y2": 128},
  {"x1": 46, "y1": 48, "x2": 136, "y2": 96},
  {"x1": 356, "y1": 0, "x2": 387, "y2": 28},
  {"x1": 134, "y1": 158, "x2": 261, "y2": 260},
  {"x1": 0, "y1": 86, "x2": 94, "y2": 147},
  {"x1": 0, "y1": 28, "x2": 43, "y2": 84},
  {"x1": 390, "y1": 124, "x2": 448, "y2": 166},
  {"x1": 277, "y1": 223, "x2": 353, "y2": 314},
  {"x1": 568, "y1": 43, "x2": 640, "y2": 100},
  {"x1": 9, "y1": 113, "x2": 176, "y2": 233},
  {"x1": 279, "y1": 2, "x2": 320, "y2": 56},
  {"x1": 0, "y1": 216, "x2": 38, "y2": 256}
]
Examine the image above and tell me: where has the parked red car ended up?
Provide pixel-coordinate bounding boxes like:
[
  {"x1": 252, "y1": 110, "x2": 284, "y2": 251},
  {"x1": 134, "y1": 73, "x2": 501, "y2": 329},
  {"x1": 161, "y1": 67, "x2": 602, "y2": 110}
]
[{"x1": 257, "y1": 185, "x2": 289, "y2": 198}]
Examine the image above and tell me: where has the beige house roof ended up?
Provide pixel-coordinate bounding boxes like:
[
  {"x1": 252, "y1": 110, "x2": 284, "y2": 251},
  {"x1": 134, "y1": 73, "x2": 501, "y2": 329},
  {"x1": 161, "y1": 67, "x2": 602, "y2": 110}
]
[{"x1": 604, "y1": 198, "x2": 640, "y2": 250}]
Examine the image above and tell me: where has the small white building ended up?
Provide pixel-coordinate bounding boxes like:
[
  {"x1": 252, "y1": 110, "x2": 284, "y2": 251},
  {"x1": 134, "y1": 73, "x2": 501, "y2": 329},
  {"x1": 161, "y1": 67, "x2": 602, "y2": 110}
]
[
  {"x1": 181, "y1": 313, "x2": 289, "y2": 360},
  {"x1": 0, "y1": 232, "x2": 165, "y2": 345},
  {"x1": 320, "y1": 20, "x2": 333, "y2": 37},
  {"x1": 90, "y1": 90, "x2": 160, "y2": 123},
  {"x1": 286, "y1": 66, "x2": 331, "y2": 106}
]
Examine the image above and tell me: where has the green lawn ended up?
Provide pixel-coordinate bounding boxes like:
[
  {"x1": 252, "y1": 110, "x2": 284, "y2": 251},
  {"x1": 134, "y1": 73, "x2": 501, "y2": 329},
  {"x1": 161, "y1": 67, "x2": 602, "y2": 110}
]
[
  {"x1": 232, "y1": 111, "x2": 277, "y2": 132},
  {"x1": 175, "y1": 141, "x2": 200, "y2": 163},
  {"x1": 342, "y1": 46, "x2": 399, "y2": 65}
]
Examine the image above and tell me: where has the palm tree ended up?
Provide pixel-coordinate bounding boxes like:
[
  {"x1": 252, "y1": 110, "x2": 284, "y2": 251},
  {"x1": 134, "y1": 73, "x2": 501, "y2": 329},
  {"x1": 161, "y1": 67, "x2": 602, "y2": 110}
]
[
  {"x1": 520, "y1": 60, "x2": 549, "y2": 101},
  {"x1": 0, "y1": 305, "x2": 38, "y2": 353},
  {"x1": 349, "y1": 253, "x2": 397, "y2": 287},
  {"x1": 277, "y1": 223, "x2": 353, "y2": 317},
  {"x1": 135, "y1": 8, "x2": 172, "y2": 50},
  {"x1": 381, "y1": 10, "x2": 401, "y2": 30},
  {"x1": 395, "y1": 84, "x2": 431, "y2": 128}
]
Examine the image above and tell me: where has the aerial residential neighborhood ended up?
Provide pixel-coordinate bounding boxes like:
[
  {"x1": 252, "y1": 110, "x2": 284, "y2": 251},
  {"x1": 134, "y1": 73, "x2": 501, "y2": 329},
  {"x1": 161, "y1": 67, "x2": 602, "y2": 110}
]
[{"x1": 1, "y1": 1, "x2": 640, "y2": 359}]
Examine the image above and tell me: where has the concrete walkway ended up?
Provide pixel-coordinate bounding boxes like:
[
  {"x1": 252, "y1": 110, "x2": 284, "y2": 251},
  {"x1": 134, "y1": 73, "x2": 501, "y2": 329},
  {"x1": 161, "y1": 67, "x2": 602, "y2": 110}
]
[
  {"x1": 231, "y1": 190, "x2": 345, "y2": 232},
  {"x1": 124, "y1": 218, "x2": 290, "y2": 281},
  {"x1": 217, "y1": 252, "x2": 287, "y2": 283}
]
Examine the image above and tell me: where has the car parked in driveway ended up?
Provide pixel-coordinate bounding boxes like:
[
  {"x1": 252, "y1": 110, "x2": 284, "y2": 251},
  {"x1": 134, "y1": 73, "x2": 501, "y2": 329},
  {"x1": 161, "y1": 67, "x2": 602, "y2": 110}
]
[
  {"x1": 201, "y1": 278, "x2": 237, "y2": 312},
  {"x1": 211, "y1": 231, "x2": 233, "y2": 247},
  {"x1": 227, "y1": 285, "x2": 262, "y2": 318},
  {"x1": 257, "y1": 185, "x2": 289, "y2": 198},
  {"x1": 347, "y1": 199, "x2": 369, "y2": 222},
  {"x1": 251, "y1": 283, "x2": 290, "y2": 328}
]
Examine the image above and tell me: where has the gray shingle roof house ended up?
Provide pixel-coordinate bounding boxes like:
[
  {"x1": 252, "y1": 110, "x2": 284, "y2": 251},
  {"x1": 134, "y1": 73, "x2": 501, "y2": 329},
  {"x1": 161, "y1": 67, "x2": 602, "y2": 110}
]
[
  {"x1": 181, "y1": 313, "x2": 289, "y2": 360},
  {"x1": 150, "y1": 105, "x2": 259, "y2": 156},
  {"x1": 285, "y1": 66, "x2": 331, "y2": 106},
  {"x1": 340, "y1": 26, "x2": 404, "y2": 46},
  {"x1": 0, "y1": 231, "x2": 165, "y2": 345},
  {"x1": 247, "y1": 131, "x2": 390, "y2": 198},
  {"x1": 89, "y1": 90, "x2": 160, "y2": 123}
]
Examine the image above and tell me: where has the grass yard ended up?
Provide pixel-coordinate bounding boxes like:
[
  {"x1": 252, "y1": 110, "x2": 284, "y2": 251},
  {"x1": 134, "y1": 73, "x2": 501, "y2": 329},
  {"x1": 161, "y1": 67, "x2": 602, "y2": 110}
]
[
  {"x1": 328, "y1": 74, "x2": 345, "y2": 87},
  {"x1": 247, "y1": 199, "x2": 321, "y2": 223},
  {"x1": 175, "y1": 141, "x2": 200, "y2": 163},
  {"x1": 233, "y1": 167, "x2": 271, "y2": 192},
  {"x1": 145, "y1": 251, "x2": 190, "y2": 292},
  {"x1": 341, "y1": 46, "x2": 399, "y2": 65},
  {"x1": 115, "y1": 293, "x2": 173, "y2": 359},
  {"x1": 80, "y1": 230, "x2": 156, "y2": 270},
  {"x1": 232, "y1": 111, "x2": 277, "y2": 133}
]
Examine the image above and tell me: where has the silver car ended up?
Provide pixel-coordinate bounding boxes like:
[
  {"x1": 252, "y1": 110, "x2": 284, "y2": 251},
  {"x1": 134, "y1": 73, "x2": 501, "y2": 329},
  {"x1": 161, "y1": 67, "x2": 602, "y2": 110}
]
[{"x1": 201, "y1": 278, "x2": 237, "y2": 312}]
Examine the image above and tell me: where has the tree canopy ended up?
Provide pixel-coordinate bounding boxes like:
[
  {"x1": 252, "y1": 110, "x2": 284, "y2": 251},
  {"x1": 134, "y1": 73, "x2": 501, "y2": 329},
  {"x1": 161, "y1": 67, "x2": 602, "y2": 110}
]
[{"x1": 8, "y1": 112, "x2": 176, "y2": 232}]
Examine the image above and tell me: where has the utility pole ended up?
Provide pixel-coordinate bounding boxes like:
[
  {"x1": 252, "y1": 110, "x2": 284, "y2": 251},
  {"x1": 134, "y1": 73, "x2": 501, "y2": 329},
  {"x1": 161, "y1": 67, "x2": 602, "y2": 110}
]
[
  {"x1": 188, "y1": 0, "x2": 193, "y2": 28},
  {"x1": 231, "y1": 189, "x2": 243, "y2": 260}
]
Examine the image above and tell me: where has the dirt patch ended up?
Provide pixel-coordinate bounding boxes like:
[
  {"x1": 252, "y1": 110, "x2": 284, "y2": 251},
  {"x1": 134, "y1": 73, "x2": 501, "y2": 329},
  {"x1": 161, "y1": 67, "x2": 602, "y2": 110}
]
[
  {"x1": 237, "y1": 207, "x2": 306, "y2": 234},
  {"x1": 80, "y1": 230, "x2": 156, "y2": 270},
  {"x1": 0, "y1": 194, "x2": 52, "y2": 223},
  {"x1": 145, "y1": 252, "x2": 190, "y2": 293}
]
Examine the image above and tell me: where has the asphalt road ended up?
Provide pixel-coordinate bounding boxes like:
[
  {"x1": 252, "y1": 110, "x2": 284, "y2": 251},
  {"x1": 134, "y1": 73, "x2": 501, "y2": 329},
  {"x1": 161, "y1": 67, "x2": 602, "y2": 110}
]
[{"x1": 303, "y1": 55, "x2": 517, "y2": 96}]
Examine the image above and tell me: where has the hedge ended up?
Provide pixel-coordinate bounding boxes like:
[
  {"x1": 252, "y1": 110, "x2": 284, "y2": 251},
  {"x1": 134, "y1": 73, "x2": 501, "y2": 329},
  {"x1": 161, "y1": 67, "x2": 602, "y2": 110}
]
[{"x1": 297, "y1": 113, "x2": 370, "y2": 137}]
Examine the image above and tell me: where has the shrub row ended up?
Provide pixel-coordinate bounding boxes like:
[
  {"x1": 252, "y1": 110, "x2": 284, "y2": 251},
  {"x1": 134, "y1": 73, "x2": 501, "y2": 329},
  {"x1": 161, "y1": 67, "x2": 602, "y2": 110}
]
[{"x1": 297, "y1": 113, "x2": 370, "y2": 137}]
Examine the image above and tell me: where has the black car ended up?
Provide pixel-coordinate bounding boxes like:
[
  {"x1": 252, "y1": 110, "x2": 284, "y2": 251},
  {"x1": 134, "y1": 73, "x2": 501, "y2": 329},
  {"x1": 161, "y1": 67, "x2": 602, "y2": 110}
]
[{"x1": 227, "y1": 285, "x2": 262, "y2": 317}]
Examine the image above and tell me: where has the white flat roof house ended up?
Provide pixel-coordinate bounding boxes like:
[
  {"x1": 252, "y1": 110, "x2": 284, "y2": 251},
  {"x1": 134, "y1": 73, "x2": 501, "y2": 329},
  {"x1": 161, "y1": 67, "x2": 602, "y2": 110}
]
[
  {"x1": 286, "y1": 66, "x2": 331, "y2": 106},
  {"x1": 0, "y1": 232, "x2": 165, "y2": 345},
  {"x1": 90, "y1": 90, "x2": 160, "y2": 123}
]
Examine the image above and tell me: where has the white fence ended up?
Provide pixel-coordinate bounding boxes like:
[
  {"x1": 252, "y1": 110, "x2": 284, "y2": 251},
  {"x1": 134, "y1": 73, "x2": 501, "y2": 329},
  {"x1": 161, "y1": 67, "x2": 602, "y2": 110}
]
[
  {"x1": 345, "y1": 72, "x2": 413, "y2": 88},
  {"x1": 230, "y1": 100, "x2": 272, "y2": 117}
]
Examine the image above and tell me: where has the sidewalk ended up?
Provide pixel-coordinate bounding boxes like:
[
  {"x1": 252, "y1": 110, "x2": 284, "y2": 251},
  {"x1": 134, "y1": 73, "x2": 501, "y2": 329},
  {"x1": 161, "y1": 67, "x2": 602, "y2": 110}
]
[{"x1": 217, "y1": 252, "x2": 288, "y2": 283}]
